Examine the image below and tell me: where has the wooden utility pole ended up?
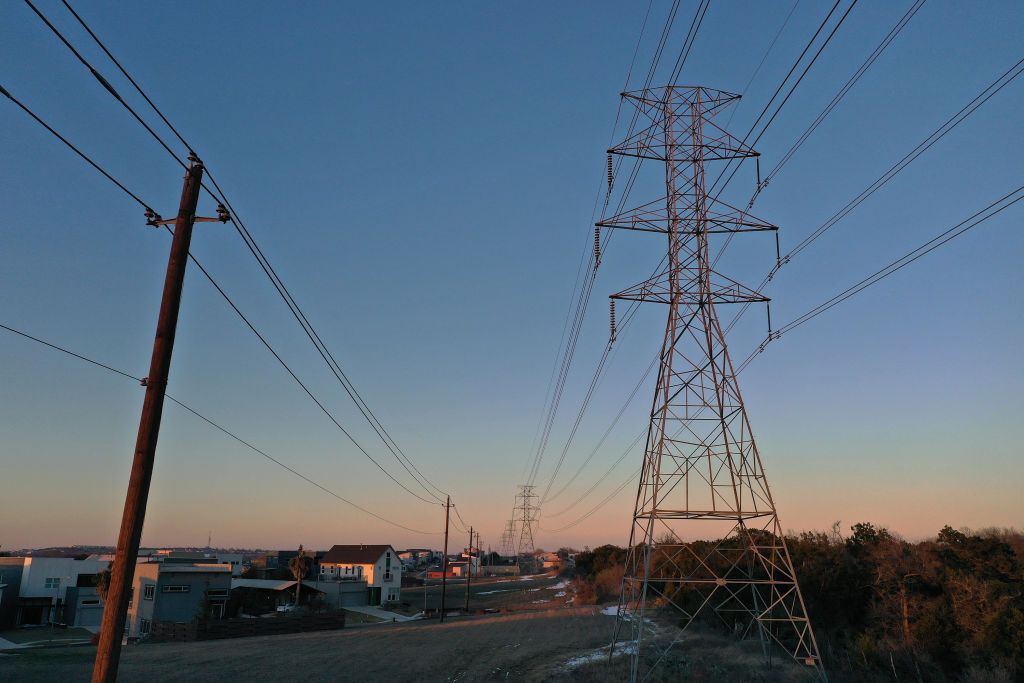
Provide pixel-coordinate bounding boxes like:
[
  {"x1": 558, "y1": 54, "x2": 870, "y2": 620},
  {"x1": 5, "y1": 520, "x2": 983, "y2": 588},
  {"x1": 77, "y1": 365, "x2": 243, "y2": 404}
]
[
  {"x1": 464, "y1": 525, "x2": 473, "y2": 612},
  {"x1": 440, "y1": 496, "x2": 451, "y2": 622},
  {"x1": 92, "y1": 158, "x2": 208, "y2": 683}
]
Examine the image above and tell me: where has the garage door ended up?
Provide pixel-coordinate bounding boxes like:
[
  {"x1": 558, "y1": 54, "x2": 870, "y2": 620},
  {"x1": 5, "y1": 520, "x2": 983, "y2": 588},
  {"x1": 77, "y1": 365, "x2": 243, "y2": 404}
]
[
  {"x1": 76, "y1": 605, "x2": 103, "y2": 629},
  {"x1": 340, "y1": 591, "x2": 364, "y2": 607}
]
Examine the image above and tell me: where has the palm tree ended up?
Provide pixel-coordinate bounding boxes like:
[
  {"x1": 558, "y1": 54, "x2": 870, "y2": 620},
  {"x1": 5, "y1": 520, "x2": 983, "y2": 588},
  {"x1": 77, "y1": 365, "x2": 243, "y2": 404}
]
[
  {"x1": 95, "y1": 562, "x2": 112, "y2": 602},
  {"x1": 288, "y1": 546, "x2": 310, "y2": 607}
]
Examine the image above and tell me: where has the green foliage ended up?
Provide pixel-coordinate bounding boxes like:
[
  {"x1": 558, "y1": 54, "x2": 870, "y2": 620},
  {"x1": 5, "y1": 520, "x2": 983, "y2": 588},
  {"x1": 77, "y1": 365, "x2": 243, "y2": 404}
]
[
  {"x1": 572, "y1": 524, "x2": 1024, "y2": 680},
  {"x1": 574, "y1": 544, "x2": 627, "y2": 581}
]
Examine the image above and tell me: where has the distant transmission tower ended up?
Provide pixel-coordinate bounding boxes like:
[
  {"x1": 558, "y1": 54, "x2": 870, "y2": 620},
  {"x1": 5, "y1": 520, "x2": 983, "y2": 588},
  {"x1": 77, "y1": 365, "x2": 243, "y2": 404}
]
[
  {"x1": 499, "y1": 519, "x2": 516, "y2": 557},
  {"x1": 603, "y1": 86, "x2": 824, "y2": 680},
  {"x1": 513, "y1": 485, "x2": 539, "y2": 563}
]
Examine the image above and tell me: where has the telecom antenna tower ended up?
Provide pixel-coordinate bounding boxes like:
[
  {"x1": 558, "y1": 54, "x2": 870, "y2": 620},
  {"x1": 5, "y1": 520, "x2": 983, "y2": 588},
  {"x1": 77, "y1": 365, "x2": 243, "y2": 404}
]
[
  {"x1": 513, "y1": 485, "x2": 539, "y2": 563},
  {"x1": 602, "y1": 86, "x2": 824, "y2": 680}
]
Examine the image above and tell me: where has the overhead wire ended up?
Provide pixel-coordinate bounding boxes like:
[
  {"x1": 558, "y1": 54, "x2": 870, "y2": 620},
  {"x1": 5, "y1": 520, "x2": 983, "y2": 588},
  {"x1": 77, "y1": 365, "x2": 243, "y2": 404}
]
[
  {"x1": 0, "y1": 86, "x2": 443, "y2": 508},
  {"x1": 0, "y1": 322, "x2": 440, "y2": 535},
  {"x1": 32, "y1": 0, "x2": 449, "y2": 504},
  {"x1": 547, "y1": 183, "x2": 1024, "y2": 531},
  {"x1": 719, "y1": 53, "x2": 1024, "y2": 339},
  {"x1": 721, "y1": 0, "x2": 802, "y2": 131},
  {"x1": 526, "y1": 0, "x2": 710, "y2": 494}
]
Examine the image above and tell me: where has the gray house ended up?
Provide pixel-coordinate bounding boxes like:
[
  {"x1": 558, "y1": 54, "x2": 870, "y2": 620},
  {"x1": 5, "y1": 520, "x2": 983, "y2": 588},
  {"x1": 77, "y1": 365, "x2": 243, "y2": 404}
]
[{"x1": 126, "y1": 561, "x2": 232, "y2": 639}]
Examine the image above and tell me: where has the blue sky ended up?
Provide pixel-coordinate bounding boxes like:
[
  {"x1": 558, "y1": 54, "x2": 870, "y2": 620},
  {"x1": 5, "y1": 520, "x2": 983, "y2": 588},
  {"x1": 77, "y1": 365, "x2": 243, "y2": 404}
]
[{"x1": 1, "y1": 1, "x2": 1021, "y2": 552}]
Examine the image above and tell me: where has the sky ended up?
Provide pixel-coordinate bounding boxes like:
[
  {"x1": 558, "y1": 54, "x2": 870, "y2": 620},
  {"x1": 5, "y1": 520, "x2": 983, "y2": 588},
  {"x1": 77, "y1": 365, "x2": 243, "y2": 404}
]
[{"x1": 1, "y1": 1, "x2": 1021, "y2": 553}]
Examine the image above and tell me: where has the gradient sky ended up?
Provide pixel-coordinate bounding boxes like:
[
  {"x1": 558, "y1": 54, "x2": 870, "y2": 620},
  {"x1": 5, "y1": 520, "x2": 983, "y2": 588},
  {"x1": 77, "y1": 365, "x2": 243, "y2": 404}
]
[{"x1": 1, "y1": 1, "x2": 1021, "y2": 553}]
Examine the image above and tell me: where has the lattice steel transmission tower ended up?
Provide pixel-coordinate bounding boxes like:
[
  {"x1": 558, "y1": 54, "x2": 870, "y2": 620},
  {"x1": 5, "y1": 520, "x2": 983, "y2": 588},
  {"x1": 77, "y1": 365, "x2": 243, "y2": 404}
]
[
  {"x1": 513, "y1": 484, "x2": 539, "y2": 562},
  {"x1": 603, "y1": 86, "x2": 824, "y2": 680},
  {"x1": 499, "y1": 519, "x2": 517, "y2": 557}
]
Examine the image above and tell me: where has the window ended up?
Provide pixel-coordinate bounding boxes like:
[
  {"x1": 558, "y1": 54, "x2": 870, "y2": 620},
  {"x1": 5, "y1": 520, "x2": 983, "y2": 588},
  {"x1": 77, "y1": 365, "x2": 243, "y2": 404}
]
[
  {"x1": 140, "y1": 619, "x2": 151, "y2": 635},
  {"x1": 162, "y1": 585, "x2": 190, "y2": 593},
  {"x1": 81, "y1": 599, "x2": 99, "y2": 606},
  {"x1": 143, "y1": 585, "x2": 155, "y2": 600},
  {"x1": 206, "y1": 589, "x2": 228, "y2": 598},
  {"x1": 44, "y1": 577, "x2": 60, "y2": 589},
  {"x1": 387, "y1": 591, "x2": 397, "y2": 602}
]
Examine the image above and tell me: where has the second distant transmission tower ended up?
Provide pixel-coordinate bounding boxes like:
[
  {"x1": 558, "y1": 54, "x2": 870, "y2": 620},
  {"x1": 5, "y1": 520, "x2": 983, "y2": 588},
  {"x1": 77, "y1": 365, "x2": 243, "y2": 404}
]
[
  {"x1": 513, "y1": 485, "x2": 539, "y2": 564},
  {"x1": 499, "y1": 519, "x2": 516, "y2": 557},
  {"x1": 603, "y1": 86, "x2": 824, "y2": 680}
]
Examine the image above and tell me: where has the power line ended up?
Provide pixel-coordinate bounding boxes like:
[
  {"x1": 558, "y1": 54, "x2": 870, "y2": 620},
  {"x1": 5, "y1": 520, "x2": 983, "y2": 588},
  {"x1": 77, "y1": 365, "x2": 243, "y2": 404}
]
[
  {"x1": 759, "y1": 0, "x2": 928, "y2": 191},
  {"x1": 23, "y1": 0, "x2": 189, "y2": 174},
  {"x1": 718, "y1": 53, "x2": 1024, "y2": 341},
  {"x1": 44, "y1": 0, "x2": 448, "y2": 504},
  {"x1": 543, "y1": 348, "x2": 657, "y2": 505},
  {"x1": 0, "y1": 322, "x2": 440, "y2": 535},
  {"x1": 1, "y1": 86, "x2": 443, "y2": 508},
  {"x1": 775, "y1": 183, "x2": 1024, "y2": 338},
  {"x1": 524, "y1": 0, "x2": 710, "y2": 491},
  {"x1": 667, "y1": 0, "x2": 711, "y2": 84},
  {"x1": 0, "y1": 84, "x2": 152, "y2": 211},
  {"x1": 706, "y1": 0, "x2": 859, "y2": 201},
  {"x1": 713, "y1": 0, "x2": 925, "y2": 269},
  {"x1": 721, "y1": 0, "x2": 802, "y2": 131},
  {"x1": 175, "y1": 236, "x2": 441, "y2": 506},
  {"x1": 545, "y1": 180, "x2": 1024, "y2": 532}
]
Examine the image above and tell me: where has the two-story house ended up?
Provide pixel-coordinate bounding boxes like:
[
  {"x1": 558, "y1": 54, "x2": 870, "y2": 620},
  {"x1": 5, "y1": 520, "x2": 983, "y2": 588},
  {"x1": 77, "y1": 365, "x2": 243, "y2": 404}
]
[
  {"x1": 0, "y1": 555, "x2": 108, "y2": 629},
  {"x1": 318, "y1": 545, "x2": 400, "y2": 606},
  {"x1": 126, "y1": 561, "x2": 232, "y2": 639}
]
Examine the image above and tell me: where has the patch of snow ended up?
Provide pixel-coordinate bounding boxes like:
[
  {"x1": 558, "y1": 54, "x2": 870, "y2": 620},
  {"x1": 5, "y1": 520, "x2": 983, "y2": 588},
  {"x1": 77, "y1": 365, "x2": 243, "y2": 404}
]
[
  {"x1": 554, "y1": 591, "x2": 566, "y2": 597},
  {"x1": 528, "y1": 588, "x2": 541, "y2": 592},
  {"x1": 601, "y1": 605, "x2": 623, "y2": 616},
  {"x1": 476, "y1": 589, "x2": 515, "y2": 595},
  {"x1": 562, "y1": 642, "x2": 637, "y2": 670},
  {"x1": 550, "y1": 579, "x2": 569, "y2": 590}
]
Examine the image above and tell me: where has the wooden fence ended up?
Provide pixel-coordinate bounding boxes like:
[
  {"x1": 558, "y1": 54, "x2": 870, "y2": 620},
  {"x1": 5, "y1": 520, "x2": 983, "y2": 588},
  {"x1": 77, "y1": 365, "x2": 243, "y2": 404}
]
[{"x1": 149, "y1": 611, "x2": 346, "y2": 642}]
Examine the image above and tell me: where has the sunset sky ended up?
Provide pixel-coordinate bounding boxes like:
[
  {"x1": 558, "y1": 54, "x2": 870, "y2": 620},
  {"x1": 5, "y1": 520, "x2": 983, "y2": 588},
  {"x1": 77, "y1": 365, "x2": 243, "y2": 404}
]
[{"x1": 1, "y1": 1, "x2": 1021, "y2": 553}]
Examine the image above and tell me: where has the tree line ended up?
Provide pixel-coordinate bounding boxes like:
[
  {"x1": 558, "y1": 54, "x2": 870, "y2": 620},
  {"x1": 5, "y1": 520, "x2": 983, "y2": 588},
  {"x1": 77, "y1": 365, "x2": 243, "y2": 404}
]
[{"x1": 571, "y1": 524, "x2": 1024, "y2": 681}]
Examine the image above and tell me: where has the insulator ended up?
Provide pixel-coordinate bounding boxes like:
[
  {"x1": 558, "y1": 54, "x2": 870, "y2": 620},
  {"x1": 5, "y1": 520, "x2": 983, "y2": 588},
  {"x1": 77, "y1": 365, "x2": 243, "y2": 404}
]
[
  {"x1": 593, "y1": 227, "x2": 601, "y2": 267},
  {"x1": 606, "y1": 154, "x2": 614, "y2": 190},
  {"x1": 609, "y1": 300, "x2": 616, "y2": 342}
]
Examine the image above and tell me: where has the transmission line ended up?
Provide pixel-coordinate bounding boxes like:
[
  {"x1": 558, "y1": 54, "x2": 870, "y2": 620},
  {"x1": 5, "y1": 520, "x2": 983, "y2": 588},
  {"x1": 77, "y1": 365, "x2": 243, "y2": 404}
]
[
  {"x1": 721, "y1": 0, "x2": 802, "y2": 131},
  {"x1": 718, "y1": 53, "x2": 1024, "y2": 341},
  {"x1": 547, "y1": 182, "x2": 1024, "y2": 531}
]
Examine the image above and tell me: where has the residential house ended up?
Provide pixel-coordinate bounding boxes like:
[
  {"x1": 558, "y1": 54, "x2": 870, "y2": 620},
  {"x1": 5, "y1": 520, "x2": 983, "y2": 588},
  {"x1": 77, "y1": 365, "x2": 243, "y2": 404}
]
[
  {"x1": 148, "y1": 550, "x2": 246, "y2": 577},
  {"x1": 126, "y1": 562, "x2": 232, "y2": 640},
  {"x1": 0, "y1": 556, "x2": 107, "y2": 629},
  {"x1": 318, "y1": 545, "x2": 401, "y2": 606}
]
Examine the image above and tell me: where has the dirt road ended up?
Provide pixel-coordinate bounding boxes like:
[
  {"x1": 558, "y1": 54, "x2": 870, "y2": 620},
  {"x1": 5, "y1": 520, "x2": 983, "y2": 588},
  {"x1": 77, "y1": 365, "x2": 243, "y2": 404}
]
[{"x1": 1, "y1": 608, "x2": 615, "y2": 682}]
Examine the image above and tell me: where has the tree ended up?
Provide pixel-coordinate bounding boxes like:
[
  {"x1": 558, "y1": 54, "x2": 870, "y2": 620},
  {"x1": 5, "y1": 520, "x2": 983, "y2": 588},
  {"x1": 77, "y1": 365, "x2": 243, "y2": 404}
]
[
  {"x1": 95, "y1": 563, "x2": 112, "y2": 603},
  {"x1": 288, "y1": 545, "x2": 311, "y2": 607}
]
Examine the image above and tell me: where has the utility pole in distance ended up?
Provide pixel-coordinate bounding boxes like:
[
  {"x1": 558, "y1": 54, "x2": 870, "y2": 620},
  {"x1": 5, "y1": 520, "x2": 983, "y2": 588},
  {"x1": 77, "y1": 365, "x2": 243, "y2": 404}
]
[
  {"x1": 440, "y1": 495, "x2": 451, "y2": 623},
  {"x1": 464, "y1": 525, "x2": 473, "y2": 612},
  {"x1": 92, "y1": 155, "x2": 227, "y2": 683}
]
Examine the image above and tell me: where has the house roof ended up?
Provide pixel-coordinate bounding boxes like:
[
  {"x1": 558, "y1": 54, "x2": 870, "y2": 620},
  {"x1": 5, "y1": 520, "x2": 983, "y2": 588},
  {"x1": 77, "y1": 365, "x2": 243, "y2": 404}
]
[
  {"x1": 321, "y1": 544, "x2": 393, "y2": 565},
  {"x1": 231, "y1": 578, "x2": 324, "y2": 593}
]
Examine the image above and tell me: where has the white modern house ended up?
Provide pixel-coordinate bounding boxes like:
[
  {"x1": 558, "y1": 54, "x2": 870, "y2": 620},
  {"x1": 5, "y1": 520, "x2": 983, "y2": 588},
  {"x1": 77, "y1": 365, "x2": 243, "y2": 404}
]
[
  {"x1": 0, "y1": 556, "x2": 108, "y2": 629},
  {"x1": 318, "y1": 545, "x2": 401, "y2": 606}
]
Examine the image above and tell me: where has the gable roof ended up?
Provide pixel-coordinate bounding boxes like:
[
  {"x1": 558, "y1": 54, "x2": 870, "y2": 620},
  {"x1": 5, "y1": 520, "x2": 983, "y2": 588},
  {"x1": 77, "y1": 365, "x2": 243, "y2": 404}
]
[{"x1": 321, "y1": 544, "x2": 393, "y2": 565}]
